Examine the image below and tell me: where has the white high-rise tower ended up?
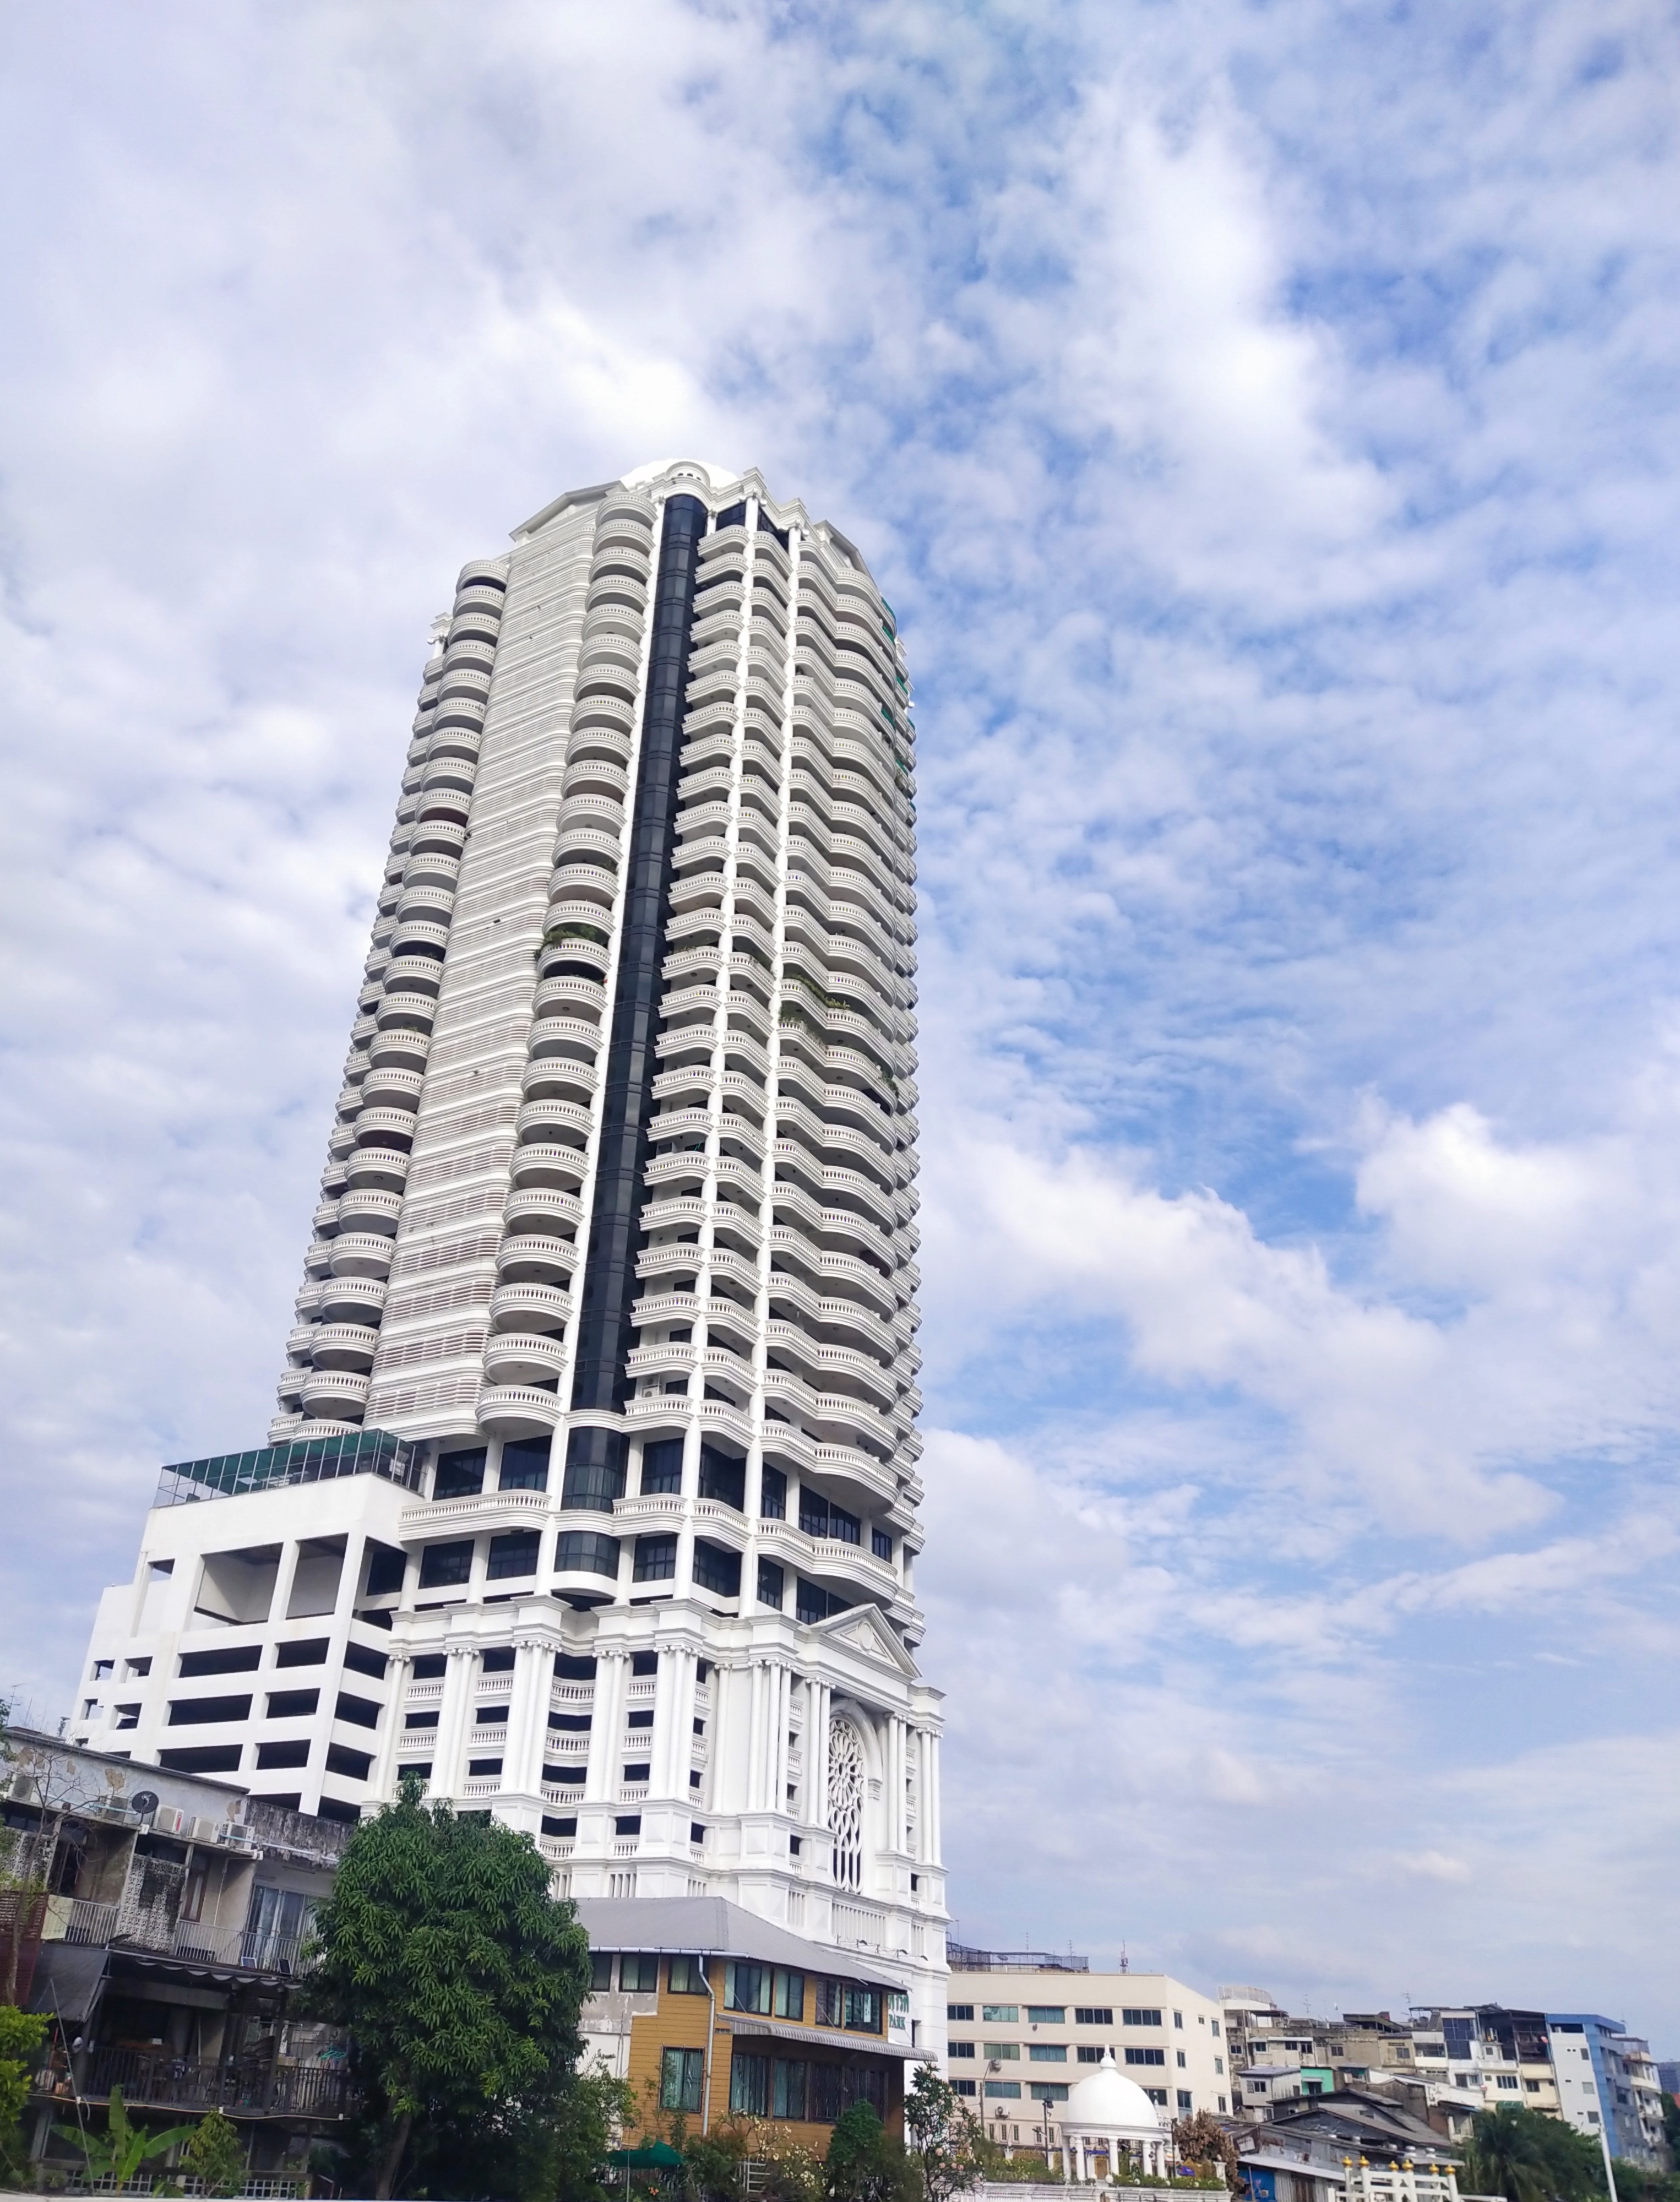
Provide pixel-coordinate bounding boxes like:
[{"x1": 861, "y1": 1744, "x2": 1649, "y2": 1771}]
[{"x1": 75, "y1": 461, "x2": 945, "y2": 2041}]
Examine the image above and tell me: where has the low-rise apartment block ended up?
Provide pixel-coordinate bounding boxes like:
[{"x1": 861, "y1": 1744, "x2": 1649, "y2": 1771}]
[{"x1": 943, "y1": 1948, "x2": 1230, "y2": 2153}]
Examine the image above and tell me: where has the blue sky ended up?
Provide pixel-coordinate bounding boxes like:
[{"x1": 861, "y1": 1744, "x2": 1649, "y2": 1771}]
[{"x1": 3, "y1": 0, "x2": 1679, "y2": 2039}]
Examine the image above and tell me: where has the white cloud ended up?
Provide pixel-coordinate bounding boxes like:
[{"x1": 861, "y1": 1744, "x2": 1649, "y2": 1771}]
[{"x1": 4, "y1": 0, "x2": 1680, "y2": 2042}]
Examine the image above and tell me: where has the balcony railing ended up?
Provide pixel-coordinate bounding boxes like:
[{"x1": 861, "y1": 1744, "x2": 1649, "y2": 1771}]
[
  {"x1": 72, "y1": 2047, "x2": 349, "y2": 2119},
  {"x1": 42, "y1": 1901, "x2": 311, "y2": 1977}
]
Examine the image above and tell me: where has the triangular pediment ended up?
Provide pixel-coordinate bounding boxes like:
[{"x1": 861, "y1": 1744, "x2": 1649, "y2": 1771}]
[{"x1": 812, "y1": 1603, "x2": 919, "y2": 1678}]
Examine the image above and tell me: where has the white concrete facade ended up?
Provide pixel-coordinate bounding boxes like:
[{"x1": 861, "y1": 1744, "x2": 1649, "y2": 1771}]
[
  {"x1": 74, "y1": 461, "x2": 946, "y2": 2050},
  {"x1": 944, "y1": 1962, "x2": 1230, "y2": 2154}
]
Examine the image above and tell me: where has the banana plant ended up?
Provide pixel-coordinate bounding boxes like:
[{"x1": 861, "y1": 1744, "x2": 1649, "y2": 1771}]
[{"x1": 55, "y1": 2085, "x2": 198, "y2": 2189}]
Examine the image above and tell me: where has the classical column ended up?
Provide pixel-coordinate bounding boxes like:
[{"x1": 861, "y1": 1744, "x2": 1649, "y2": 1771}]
[
  {"x1": 368, "y1": 1650, "x2": 411, "y2": 1799},
  {"x1": 584, "y1": 1649, "x2": 629, "y2": 1801},
  {"x1": 811, "y1": 1682, "x2": 831, "y2": 1830},
  {"x1": 503, "y1": 1638, "x2": 548, "y2": 1796},
  {"x1": 655, "y1": 1648, "x2": 698, "y2": 1800},
  {"x1": 746, "y1": 1659, "x2": 768, "y2": 1812},
  {"x1": 432, "y1": 1645, "x2": 476, "y2": 1799}
]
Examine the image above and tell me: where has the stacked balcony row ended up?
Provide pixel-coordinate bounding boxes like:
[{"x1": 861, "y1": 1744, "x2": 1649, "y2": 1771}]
[{"x1": 274, "y1": 562, "x2": 512, "y2": 1438}]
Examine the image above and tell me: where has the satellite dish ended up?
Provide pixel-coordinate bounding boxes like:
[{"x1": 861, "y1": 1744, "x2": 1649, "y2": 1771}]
[{"x1": 130, "y1": 1790, "x2": 159, "y2": 1817}]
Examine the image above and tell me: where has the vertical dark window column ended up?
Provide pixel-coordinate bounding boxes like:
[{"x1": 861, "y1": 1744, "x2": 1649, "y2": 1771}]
[{"x1": 563, "y1": 492, "x2": 707, "y2": 1510}]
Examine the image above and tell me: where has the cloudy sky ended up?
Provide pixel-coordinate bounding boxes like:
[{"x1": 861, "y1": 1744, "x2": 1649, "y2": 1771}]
[{"x1": 4, "y1": 0, "x2": 1679, "y2": 2040}]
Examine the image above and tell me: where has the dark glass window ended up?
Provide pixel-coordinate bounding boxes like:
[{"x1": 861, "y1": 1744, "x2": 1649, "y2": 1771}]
[
  {"x1": 433, "y1": 1448, "x2": 487, "y2": 1499},
  {"x1": 663, "y1": 2047, "x2": 705, "y2": 2113},
  {"x1": 693, "y1": 1541, "x2": 741, "y2": 1598},
  {"x1": 816, "y1": 1980, "x2": 844, "y2": 2027},
  {"x1": 411, "y1": 1654, "x2": 447, "y2": 1680},
  {"x1": 178, "y1": 1645, "x2": 260, "y2": 1677},
  {"x1": 364, "y1": 1544, "x2": 406, "y2": 1595},
  {"x1": 542, "y1": 1763, "x2": 585, "y2": 1786},
  {"x1": 627, "y1": 1708, "x2": 654, "y2": 1728},
  {"x1": 498, "y1": 1438, "x2": 551, "y2": 1491},
  {"x1": 728, "y1": 1963, "x2": 773, "y2": 2015},
  {"x1": 488, "y1": 1530, "x2": 540, "y2": 1579},
  {"x1": 1126, "y1": 2048, "x2": 1166, "y2": 2067},
  {"x1": 715, "y1": 501, "x2": 748, "y2": 530},
  {"x1": 845, "y1": 1986, "x2": 882, "y2": 2034},
  {"x1": 325, "y1": 1743, "x2": 372, "y2": 1779},
  {"x1": 467, "y1": 1757, "x2": 502, "y2": 1777},
  {"x1": 541, "y1": 1814, "x2": 577, "y2": 1838},
  {"x1": 634, "y1": 1535, "x2": 677, "y2": 1582},
  {"x1": 265, "y1": 1689, "x2": 317, "y2": 1719},
  {"x1": 549, "y1": 1711, "x2": 591, "y2": 1731},
  {"x1": 255, "y1": 1740, "x2": 308, "y2": 1769},
  {"x1": 1123, "y1": 2009, "x2": 1163, "y2": 2027},
  {"x1": 621, "y1": 1954, "x2": 659, "y2": 1991},
  {"x1": 418, "y1": 1540, "x2": 474, "y2": 1588},
  {"x1": 556, "y1": 1531, "x2": 621, "y2": 1578},
  {"x1": 614, "y1": 1814, "x2": 641, "y2": 1835},
  {"x1": 809, "y1": 2063, "x2": 843, "y2": 2122},
  {"x1": 730, "y1": 2052, "x2": 770, "y2": 2117},
  {"x1": 167, "y1": 1693, "x2": 252, "y2": 1725},
  {"x1": 1075, "y1": 2008, "x2": 1113, "y2": 2026},
  {"x1": 158, "y1": 1745, "x2": 242, "y2": 1774},
  {"x1": 404, "y1": 1710, "x2": 438, "y2": 1730},
  {"x1": 698, "y1": 1445, "x2": 744, "y2": 1511},
  {"x1": 640, "y1": 1438, "x2": 683, "y2": 1495},
  {"x1": 760, "y1": 1464, "x2": 787, "y2": 1519},
  {"x1": 799, "y1": 1492, "x2": 861, "y2": 1544},
  {"x1": 623, "y1": 1762, "x2": 651, "y2": 1782},
  {"x1": 590, "y1": 1952, "x2": 613, "y2": 1991},
  {"x1": 342, "y1": 1641, "x2": 388, "y2": 1679},
  {"x1": 396, "y1": 1760, "x2": 431, "y2": 1781},
  {"x1": 773, "y1": 2059, "x2": 807, "y2": 2120},
  {"x1": 757, "y1": 1558, "x2": 785, "y2": 1610},
  {"x1": 670, "y1": 1956, "x2": 709, "y2": 1995},
  {"x1": 797, "y1": 1579, "x2": 851, "y2": 1625},
  {"x1": 632, "y1": 1651, "x2": 659, "y2": 1675},
  {"x1": 871, "y1": 1529, "x2": 893, "y2": 1561},
  {"x1": 948, "y1": 2005, "x2": 976, "y2": 2024},
  {"x1": 335, "y1": 1693, "x2": 380, "y2": 1730},
  {"x1": 481, "y1": 1645, "x2": 516, "y2": 1673},
  {"x1": 554, "y1": 1654, "x2": 597, "y2": 1681}
]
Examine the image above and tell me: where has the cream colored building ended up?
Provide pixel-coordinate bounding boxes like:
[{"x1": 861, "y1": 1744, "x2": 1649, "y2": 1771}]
[{"x1": 944, "y1": 1951, "x2": 1231, "y2": 2156}]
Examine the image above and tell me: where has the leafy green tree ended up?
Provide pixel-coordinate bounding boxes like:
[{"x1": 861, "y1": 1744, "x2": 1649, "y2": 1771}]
[
  {"x1": 301, "y1": 1780, "x2": 593, "y2": 2199},
  {"x1": 824, "y1": 2100, "x2": 915, "y2": 2202},
  {"x1": 55, "y1": 2084, "x2": 197, "y2": 2187},
  {"x1": 182, "y1": 2107, "x2": 247, "y2": 2196},
  {"x1": 904, "y1": 2064, "x2": 990, "y2": 2202},
  {"x1": 1, "y1": 2004, "x2": 48, "y2": 2183},
  {"x1": 1465, "y1": 2106, "x2": 1606, "y2": 2202}
]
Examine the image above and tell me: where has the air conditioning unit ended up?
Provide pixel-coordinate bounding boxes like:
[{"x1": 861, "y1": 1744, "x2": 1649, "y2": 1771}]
[
  {"x1": 190, "y1": 1816, "x2": 221, "y2": 1842},
  {"x1": 153, "y1": 1806, "x2": 187, "y2": 1835}
]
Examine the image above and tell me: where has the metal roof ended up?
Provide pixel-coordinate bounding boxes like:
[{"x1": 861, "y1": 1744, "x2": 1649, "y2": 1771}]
[{"x1": 570, "y1": 1895, "x2": 908, "y2": 1989}]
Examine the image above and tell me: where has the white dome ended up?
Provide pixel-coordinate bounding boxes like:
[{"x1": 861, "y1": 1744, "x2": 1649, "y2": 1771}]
[
  {"x1": 1063, "y1": 2052, "x2": 1165, "y2": 2134},
  {"x1": 620, "y1": 458, "x2": 741, "y2": 490}
]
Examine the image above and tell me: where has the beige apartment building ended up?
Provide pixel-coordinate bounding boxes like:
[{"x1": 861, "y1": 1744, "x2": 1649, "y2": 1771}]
[{"x1": 945, "y1": 1949, "x2": 1231, "y2": 2154}]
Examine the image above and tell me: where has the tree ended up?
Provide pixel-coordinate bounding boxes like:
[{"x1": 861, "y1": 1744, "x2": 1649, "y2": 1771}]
[
  {"x1": 1465, "y1": 2106, "x2": 1606, "y2": 2202},
  {"x1": 1, "y1": 2004, "x2": 48, "y2": 2184},
  {"x1": 1172, "y1": 2111, "x2": 1238, "y2": 2188},
  {"x1": 301, "y1": 1781, "x2": 594, "y2": 2199},
  {"x1": 55, "y1": 2084, "x2": 198, "y2": 2188},
  {"x1": 183, "y1": 2108, "x2": 248, "y2": 2197},
  {"x1": 825, "y1": 2100, "x2": 915, "y2": 2202},
  {"x1": 904, "y1": 2065, "x2": 991, "y2": 2202}
]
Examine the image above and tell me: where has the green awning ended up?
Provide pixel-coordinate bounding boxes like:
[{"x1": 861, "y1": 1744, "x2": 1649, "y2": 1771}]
[{"x1": 606, "y1": 2144, "x2": 683, "y2": 2168}]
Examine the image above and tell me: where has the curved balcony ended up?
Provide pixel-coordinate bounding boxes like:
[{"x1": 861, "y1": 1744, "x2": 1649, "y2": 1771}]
[
  {"x1": 416, "y1": 781, "x2": 472, "y2": 823},
  {"x1": 318, "y1": 1274, "x2": 387, "y2": 1324},
  {"x1": 367, "y1": 1025, "x2": 431, "y2": 1072},
  {"x1": 336, "y1": 1186, "x2": 405, "y2": 1235},
  {"x1": 484, "y1": 1331, "x2": 569, "y2": 1387},
  {"x1": 495, "y1": 1235, "x2": 578, "y2": 1284},
  {"x1": 308, "y1": 1322, "x2": 382, "y2": 1372},
  {"x1": 328, "y1": 1231, "x2": 398, "y2": 1279},
  {"x1": 556, "y1": 793, "x2": 626, "y2": 838},
  {"x1": 574, "y1": 664, "x2": 639, "y2": 709},
  {"x1": 401, "y1": 848, "x2": 462, "y2": 894},
  {"x1": 592, "y1": 528, "x2": 653, "y2": 569},
  {"x1": 312, "y1": 1198, "x2": 342, "y2": 1237},
  {"x1": 421, "y1": 753, "x2": 476, "y2": 796},
  {"x1": 488, "y1": 1281, "x2": 572, "y2": 1335},
  {"x1": 528, "y1": 1014, "x2": 602, "y2": 1064},
  {"x1": 361, "y1": 1063, "x2": 426, "y2": 1111},
  {"x1": 564, "y1": 754, "x2": 630, "y2": 802},
  {"x1": 373, "y1": 992, "x2": 437, "y2": 1037},
  {"x1": 398, "y1": 1487, "x2": 550, "y2": 1540},
  {"x1": 629, "y1": 1289, "x2": 706, "y2": 1330},
  {"x1": 477, "y1": 1385, "x2": 565, "y2": 1438},
  {"x1": 515, "y1": 1096, "x2": 594, "y2": 1146},
  {"x1": 503, "y1": 1187, "x2": 583, "y2": 1235},
  {"x1": 581, "y1": 605, "x2": 643, "y2": 648},
  {"x1": 379, "y1": 954, "x2": 445, "y2": 999},
  {"x1": 392, "y1": 882, "x2": 455, "y2": 927},
  {"x1": 276, "y1": 1365, "x2": 306, "y2": 1405},
  {"x1": 353, "y1": 1107, "x2": 420, "y2": 1149},
  {"x1": 538, "y1": 929, "x2": 612, "y2": 981},
  {"x1": 569, "y1": 693, "x2": 635, "y2": 736},
  {"x1": 344, "y1": 1147, "x2": 410, "y2": 1194},
  {"x1": 408, "y1": 816, "x2": 469, "y2": 859},
  {"x1": 520, "y1": 1057, "x2": 598, "y2": 1107},
  {"x1": 389, "y1": 914, "x2": 451, "y2": 958},
  {"x1": 300, "y1": 1368, "x2": 371, "y2": 1418},
  {"x1": 533, "y1": 969, "x2": 606, "y2": 1015},
  {"x1": 509, "y1": 1143, "x2": 588, "y2": 1191}
]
